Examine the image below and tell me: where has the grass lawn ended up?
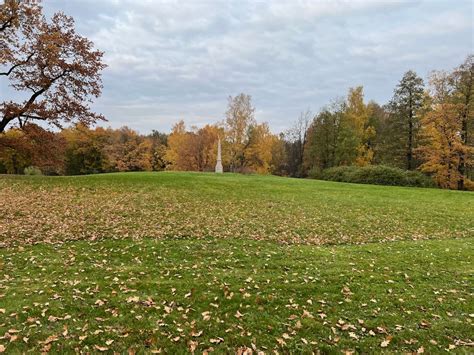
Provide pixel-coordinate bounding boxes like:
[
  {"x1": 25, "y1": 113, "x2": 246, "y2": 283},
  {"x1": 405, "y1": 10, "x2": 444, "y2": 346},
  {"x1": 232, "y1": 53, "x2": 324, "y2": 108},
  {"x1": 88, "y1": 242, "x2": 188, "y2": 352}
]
[
  {"x1": 0, "y1": 172, "x2": 473, "y2": 353},
  {"x1": 1, "y1": 172, "x2": 473, "y2": 247}
]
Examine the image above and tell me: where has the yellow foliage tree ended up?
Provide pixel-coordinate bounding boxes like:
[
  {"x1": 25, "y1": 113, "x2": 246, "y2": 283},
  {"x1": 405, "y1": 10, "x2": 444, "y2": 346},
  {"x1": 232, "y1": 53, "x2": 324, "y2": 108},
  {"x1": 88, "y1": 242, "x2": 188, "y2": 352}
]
[
  {"x1": 225, "y1": 93, "x2": 256, "y2": 171},
  {"x1": 165, "y1": 121, "x2": 195, "y2": 171},
  {"x1": 418, "y1": 71, "x2": 473, "y2": 189},
  {"x1": 336, "y1": 87, "x2": 376, "y2": 166},
  {"x1": 166, "y1": 121, "x2": 223, "y2": 171},
  {"x1": 244, "y1": 122, "x2": 276, "y2": 174}
]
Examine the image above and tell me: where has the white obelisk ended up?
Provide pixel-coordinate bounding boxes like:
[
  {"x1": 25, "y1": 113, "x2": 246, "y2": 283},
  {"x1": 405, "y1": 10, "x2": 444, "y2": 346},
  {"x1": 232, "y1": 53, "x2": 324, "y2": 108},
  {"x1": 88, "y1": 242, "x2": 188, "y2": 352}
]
[{"x1": 215, "y1": 138, "x2": 223, "y2": 173}]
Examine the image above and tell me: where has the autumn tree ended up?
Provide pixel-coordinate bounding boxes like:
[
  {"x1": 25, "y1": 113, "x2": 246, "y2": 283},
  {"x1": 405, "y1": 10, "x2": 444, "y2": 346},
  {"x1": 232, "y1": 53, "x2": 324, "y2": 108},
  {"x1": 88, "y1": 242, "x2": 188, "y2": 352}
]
[
  {"x1": 335, "y1": 87, "x2": 375, "y2": 166},
  {"x1": 270, "y1": 133, "x2": 288, "y2": 176},
  {"x1": 166, "y1": 121, "x2": 223, "y2": 171},
  {"x1": 105, "y1": 127, "x2": 153, "y2": 172},
  {"x1": 0, "y1": 123, "x2": 65, "y2": 174},
  {"x1": 244, "y1": 122, "x2": 276, "y2": 174},
  {"x1": 61, "y1": 124, "x2": 109, "y2": 175},
  {"x1": 387, "y1": 71, "x2": 425, "y2": 170},
  {"x1": 148, "y1": 130, "x2": 169, "y2": 171},
  {"x1": 165, "y1": 121, "x2": 190, "y2": 171},
  {"x1": 417, "y1": 71, "x2": 473, "y2": 189},
  {"x1": 0, "y1": 0, "x2": 106, "y2": 133},
  {"x1": 193, "y1": 124, "x2": 222, "y2": 171},
  {"x1": 0, "y1": 127, "x2": 30, "y2": 173},
  {"x1": 225, "y1": 93, "x2": 256, "y2": 172},
  {"x1": 1, "y1": 0, "x2": 42, "y2": 65},
  {"x1": 451, "y1": 55, "x2": 474, "y2": 189}
]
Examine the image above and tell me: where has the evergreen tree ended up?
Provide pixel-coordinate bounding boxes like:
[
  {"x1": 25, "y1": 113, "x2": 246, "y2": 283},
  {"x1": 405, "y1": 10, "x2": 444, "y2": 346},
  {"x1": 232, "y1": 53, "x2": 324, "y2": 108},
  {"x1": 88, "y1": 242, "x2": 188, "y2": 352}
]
[
  {"x1": 304, "y1": 102, "x2": 343, "y2": 172},
  {"x1": 387, "y1": 71, "x2": 425, "y2": 170}
]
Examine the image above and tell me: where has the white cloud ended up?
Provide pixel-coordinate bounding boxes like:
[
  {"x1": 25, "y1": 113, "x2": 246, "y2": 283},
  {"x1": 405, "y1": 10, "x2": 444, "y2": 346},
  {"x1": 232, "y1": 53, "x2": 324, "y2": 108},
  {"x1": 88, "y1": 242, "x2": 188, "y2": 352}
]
[{"x1": 38, "y1": 0, "x2": 474, "y2": 133}]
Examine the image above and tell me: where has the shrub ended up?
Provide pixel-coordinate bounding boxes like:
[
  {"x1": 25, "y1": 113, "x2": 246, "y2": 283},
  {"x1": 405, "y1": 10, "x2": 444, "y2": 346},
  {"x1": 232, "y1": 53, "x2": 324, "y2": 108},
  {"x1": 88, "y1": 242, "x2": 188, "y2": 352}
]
[
  {"x1": 312, "y1": 165, "x2": 435, "y2": 188},
  {"x1": 24, "y1": 166, "x2": 43, "y2": 176},
  {"x1": 464, "y1": 179, "x2": 474, "y2": 191}
]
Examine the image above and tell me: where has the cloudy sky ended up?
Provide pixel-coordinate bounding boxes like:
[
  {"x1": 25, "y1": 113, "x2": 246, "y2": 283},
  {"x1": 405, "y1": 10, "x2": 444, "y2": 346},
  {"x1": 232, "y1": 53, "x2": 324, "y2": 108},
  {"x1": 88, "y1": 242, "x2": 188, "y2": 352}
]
[{"x1": 40, "y1": 0, "x2": 472, "y2": 133}]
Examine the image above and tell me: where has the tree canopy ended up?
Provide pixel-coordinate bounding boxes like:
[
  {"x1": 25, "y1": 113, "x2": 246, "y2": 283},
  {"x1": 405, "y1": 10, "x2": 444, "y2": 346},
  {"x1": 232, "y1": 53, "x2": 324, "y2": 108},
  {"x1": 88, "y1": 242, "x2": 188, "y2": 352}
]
[{"x1": 0, "y1": 0, "x2": 106, "y2": 133}]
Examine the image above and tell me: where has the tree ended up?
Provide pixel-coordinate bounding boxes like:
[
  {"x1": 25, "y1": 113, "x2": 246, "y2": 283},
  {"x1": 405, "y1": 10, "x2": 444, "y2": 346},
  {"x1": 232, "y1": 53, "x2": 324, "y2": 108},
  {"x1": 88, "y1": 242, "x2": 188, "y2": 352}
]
[
  {"x1": 285, "y1": 110, "x2": 312, "y2": 177},
  {"x1": 193, "y1": 124, "x2": 222, "y2": 171},
  {"x1": 1, "y1": 0, "x2": 42, "y2": 66},
  {"x1": 270, "y1": 133, "x2": 288, "y2": 176},
  {"x1": 335, "y1": 87, "x2": 375, "y2": 166},
  {"x1": 165, "y1": 121, "x2": 192, "y2": 171},
  {"x1": 61, "y1": 124, "x2": 109, "y2": 175},
  {"x1": 148, "y1": 130, "x2": 169, "y2": 171},
  {"x1": 1, "y1": 0, "x2": 106, "y2": 133},
  {"x1": 304, "y1": 101, "x2": 343, "y2": 173},
  {"x1": 244, "y1": 122, "x2": 276, "y2": 174},
  {"x1": 417, "y1": 71, "x2": 473, "y2": 189},
  {"x1": 0, "y1": 128, "x2": 30, "y2": 173},
  {"x1": 165, "y1": 121, "x2": 223, "y2": 171},
  {"x1": 0, "y1": 123, "x2": 65, "y2": 174},
  {"x1": 105, "y1": 127, "x2": 154, "y2": 172},
  {"x1": 367, "y1": 101, "x2": 392, "y2": 165},
  {"x1": 451, "y1": 55, "x2": 474, "y2": 189},
  {"x1": 225, "y1": 93, "x2": 256, "y2": 171},
  {"x1": 387, "y1": 71, "x2": 425, "y2": 170}
]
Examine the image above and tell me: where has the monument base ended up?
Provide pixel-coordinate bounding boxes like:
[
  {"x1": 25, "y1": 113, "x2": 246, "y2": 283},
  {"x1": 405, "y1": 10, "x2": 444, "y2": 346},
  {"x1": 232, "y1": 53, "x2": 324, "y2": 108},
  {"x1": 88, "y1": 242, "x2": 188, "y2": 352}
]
[{"x1": 215, "y1": 162, "x2": 223, "y2": 173}]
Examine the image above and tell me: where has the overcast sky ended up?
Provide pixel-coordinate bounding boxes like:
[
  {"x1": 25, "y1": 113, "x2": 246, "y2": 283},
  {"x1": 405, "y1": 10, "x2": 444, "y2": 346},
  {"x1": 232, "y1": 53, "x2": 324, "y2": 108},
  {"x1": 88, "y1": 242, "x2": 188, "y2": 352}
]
[{"x1": 40, "y1": 0, "x2": 473, "y2": 133}]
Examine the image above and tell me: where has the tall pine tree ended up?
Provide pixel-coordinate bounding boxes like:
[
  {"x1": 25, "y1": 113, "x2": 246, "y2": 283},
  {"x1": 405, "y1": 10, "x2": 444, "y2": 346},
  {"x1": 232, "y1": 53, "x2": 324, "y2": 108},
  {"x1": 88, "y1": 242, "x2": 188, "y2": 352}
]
[{"x1": 388, "y1": 71, "x2": 425, "y2": 170}]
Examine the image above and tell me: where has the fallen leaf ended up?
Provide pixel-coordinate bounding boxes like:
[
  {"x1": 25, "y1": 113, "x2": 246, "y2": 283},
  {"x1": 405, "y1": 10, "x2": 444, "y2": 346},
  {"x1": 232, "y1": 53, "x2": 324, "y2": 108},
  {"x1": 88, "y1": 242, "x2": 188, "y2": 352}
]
[
  {"x1": 94, "y1": 345, "x2": 109, "y2": 352},
  {"x1": 127, "y1": 296, "x2": 140, "y2": 303}
]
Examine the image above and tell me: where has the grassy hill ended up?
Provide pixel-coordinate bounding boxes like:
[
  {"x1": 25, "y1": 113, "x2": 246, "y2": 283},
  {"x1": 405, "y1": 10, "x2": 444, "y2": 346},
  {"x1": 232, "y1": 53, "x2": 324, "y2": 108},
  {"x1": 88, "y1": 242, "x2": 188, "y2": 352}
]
[
  {"x1": 1, "y1": 172, "x2": 472, "y2": 247},
  {"x1": 0, "y1": 172, "x2": 473, "y2": 353}
]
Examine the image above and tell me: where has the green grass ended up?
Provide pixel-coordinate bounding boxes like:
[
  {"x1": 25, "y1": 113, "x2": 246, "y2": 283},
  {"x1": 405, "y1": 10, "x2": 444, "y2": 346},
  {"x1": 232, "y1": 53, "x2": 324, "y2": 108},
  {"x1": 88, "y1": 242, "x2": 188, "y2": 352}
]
[
  {"x1": 1, "y1": 238, "x2": 473, "y2": 353},
  {"x1": 0, "y1": 172, "x2": 473, "y2": 353},
  {"x1": 0, "y1": 172, "x2": 473, "y2": 247}
]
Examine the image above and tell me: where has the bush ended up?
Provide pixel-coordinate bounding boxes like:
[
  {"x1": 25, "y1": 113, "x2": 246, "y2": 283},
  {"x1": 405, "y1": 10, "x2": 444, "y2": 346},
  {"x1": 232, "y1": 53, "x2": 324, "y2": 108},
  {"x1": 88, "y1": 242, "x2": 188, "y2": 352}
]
[
  {"x1": 311, "y1": 165, "x2": 435, "y2": 188},
  {"x1": 464, "y1": 179, "x2": 474, "y2": 191},
  {"x1": 24, "y1": 166, "x2": 43, "y2": 176}
]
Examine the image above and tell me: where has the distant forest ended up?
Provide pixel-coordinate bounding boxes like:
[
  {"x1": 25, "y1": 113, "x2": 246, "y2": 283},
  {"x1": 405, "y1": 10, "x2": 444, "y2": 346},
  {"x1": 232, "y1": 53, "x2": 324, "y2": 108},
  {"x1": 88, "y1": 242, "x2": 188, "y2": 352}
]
[{"x1": 1, "y1": 54, "x2": 473, "y2": 190}]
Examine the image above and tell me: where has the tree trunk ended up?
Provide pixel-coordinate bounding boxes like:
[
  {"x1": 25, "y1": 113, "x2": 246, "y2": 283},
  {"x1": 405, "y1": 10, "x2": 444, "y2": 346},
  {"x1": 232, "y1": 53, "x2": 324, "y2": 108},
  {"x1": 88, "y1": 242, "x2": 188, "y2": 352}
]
[
  {"x1": 457, "y1": 117, "x2": 467, "y2": 190},
  {"x1": 407, "y1": 108, "x2": 413, "y2": 170},
  {"x1": 457, "y1": 76, "x2": 471, "y2": 190},
  {"x1": 0, "y1": 116, "x2": 14, "y2": 134}
]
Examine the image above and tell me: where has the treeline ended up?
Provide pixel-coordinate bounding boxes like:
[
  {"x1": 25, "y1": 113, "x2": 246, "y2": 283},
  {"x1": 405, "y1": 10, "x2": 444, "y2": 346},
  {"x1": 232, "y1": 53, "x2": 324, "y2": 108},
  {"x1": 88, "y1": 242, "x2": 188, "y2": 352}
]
[
  {"x1": 0, "y1": 124, "x2": 168, "y2": 175},
  {"x1": 302, "y1": 55, "x2": 474, "y2": 190},
  {"x1": 1, "y1": 55, "x2": 472, "y2": 190}
]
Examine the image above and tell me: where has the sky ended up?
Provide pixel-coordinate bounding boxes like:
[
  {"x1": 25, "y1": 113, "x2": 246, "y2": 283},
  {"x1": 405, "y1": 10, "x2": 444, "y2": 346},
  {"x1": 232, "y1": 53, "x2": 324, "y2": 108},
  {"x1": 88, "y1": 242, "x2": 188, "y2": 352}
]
[{"x1": 36, "y1": 0, "x2": 474, "y2": 133}]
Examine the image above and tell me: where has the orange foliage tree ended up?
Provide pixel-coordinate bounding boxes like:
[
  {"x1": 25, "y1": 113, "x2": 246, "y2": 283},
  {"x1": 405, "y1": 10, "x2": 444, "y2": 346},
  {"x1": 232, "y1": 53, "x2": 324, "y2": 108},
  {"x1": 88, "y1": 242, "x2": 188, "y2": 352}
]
[
  {"x1": 0, "y1": 0, "x2": 106, "y2": 133},
  {"x1": 418, "y1": 70, "x2": 473, "y2": 189},
  {"x1": 166, "y1": 121, "x2": 223, "y2": 171},
  {"x1": 105, "y1": 127, "x2": 154, "y2": 172},
  {"x1": 0, "y1": 123, "x2": 65, "y2": 174}
]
